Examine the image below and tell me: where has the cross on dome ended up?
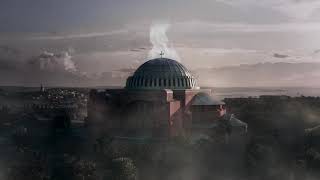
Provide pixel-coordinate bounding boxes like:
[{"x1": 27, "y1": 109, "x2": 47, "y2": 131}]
[{"x1": 160, "y1": 51, "x2": 164, "y2": 58}]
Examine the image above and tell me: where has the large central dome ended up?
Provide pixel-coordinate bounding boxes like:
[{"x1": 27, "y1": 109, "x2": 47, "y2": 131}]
[{"x1": 126, "y1": 58, "x2": 197, "y2": 90}]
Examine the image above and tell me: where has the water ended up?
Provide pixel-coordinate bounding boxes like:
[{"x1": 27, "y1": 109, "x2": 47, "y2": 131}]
[{"x1": 210, "y1": 87, "x2": 320, "y2": 99}]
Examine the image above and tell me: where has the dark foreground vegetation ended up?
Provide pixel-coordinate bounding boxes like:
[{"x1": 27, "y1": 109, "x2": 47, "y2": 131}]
[{"x1": 1, "y1": 88, "x2": 320, "y2": 180}]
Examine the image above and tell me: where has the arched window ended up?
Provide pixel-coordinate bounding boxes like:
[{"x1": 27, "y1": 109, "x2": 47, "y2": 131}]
[
  {"x1": 159, "y1": 78, "x2": 162, "y2": 86},
  {"x1": 173, "y1": 78, "x2": 176, "y2": 87},
  {"x1": 168, "y1": 79, "x2": 171, "y2": 86},
  {"x1": 181, "y1": 78, "x2": 185, "y2": 86},
  {"x1": 149, "y1": 78, "x2": 152, "y2": 87},
  {"x1": 177, "y1": 78, "x2": 180, "y2": 87},
  {"x1": 164, "y1": 79, "x2": 167, "y2": 86},
  {"x1": 135, "y1": 77, "x2": 139, "y2": 87},
  {"x1": 186, "y1": 78, "x2": 190, "y2": 87},
  {"x1": 140, "y1": 77, "x2": 144, "y2": 86},
  {"x1": 153, "y1": 78, "x2": 157, "y2": 87},
  {"x1": 132, "y1": 78, "x2": 135, "y2": 87},
  {"x1": 144, "y1": 78, "x2": 148, "y2": 87}
]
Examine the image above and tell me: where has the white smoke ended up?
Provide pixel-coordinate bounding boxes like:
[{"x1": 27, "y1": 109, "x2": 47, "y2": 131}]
[
  {"x1": 38, "y1": 50, "x2": 77, "y2": 72},
  {"x1": 60, "y1": 51, "x2": 76, "y2": 71},
  {"x1": 148, "y1": 23, "x2": 181, "y2": 61}
]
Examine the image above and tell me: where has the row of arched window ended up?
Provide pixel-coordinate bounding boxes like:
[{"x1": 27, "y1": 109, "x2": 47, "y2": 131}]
[{"x1": 126, "y1": 76, "x2": 196, "y2": 88}]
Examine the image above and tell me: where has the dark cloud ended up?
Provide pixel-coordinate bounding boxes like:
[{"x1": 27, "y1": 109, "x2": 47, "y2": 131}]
[
  {"x1": 273, "y1": 53, "x2": 289, "y2": 58},
  {"x1": 0, "y1": 0, "x2": 319, "y2": 86},
  {"x1": 0, "y1": 0, "x2": 291, "y2": 33},
  {"x1": 314, "y1": 49, "x2": 320, "y2": 54}
]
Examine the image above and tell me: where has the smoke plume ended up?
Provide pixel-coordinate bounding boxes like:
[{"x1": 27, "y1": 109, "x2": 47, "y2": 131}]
[
  {"x1": 37, "y1": 50, "x2": 77, "y2": 72},
  {"x1": 148, "y1": 23, "x2": 180, "y2": 61}
]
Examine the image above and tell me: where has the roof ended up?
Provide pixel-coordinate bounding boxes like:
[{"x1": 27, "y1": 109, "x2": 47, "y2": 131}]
[
  {"x1": 192, "y1": 92, "x2": 224, "y2": 106},
  {"x1": 134, "y1": 58, "x2": 192, "y2": 77},
  {"x1": 228, "y1": 114, "x2": 248, "y2": 128},
  {"x1": 126, "y1": 58, "x2": 198, "y2": 90}
]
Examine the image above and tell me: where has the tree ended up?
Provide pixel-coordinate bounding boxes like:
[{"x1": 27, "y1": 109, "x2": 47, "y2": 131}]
[
  {"x1": 7, "y1": 158, "x2": 49, "y2": 180},
  {"x1": 95, "y1": 135, "x2": 114, "y2": 153},
  {"x1": 110, "y1": 158, "x2": 138, "y2": 180},
  {"x1": 73, "y1": 160, "x2": 97, "y2": 180}
]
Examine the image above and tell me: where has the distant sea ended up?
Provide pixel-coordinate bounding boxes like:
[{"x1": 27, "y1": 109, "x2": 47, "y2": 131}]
[{"x1": 210, "y1": 87, "x2": 320, "y2": 99}]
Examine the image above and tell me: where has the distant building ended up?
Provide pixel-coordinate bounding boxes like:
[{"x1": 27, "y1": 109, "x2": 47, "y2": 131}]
[
  {"x1": 40, "y1": 84, "x2": 45, "y2": 93},
  {"x1": 88, "y1": 58, "x2": 246, "y2": 138}
]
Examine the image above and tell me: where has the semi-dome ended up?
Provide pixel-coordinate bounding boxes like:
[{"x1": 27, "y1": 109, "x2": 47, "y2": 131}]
[{"x1": 126, "y1": 58, "x2": 198, "y2": 90}]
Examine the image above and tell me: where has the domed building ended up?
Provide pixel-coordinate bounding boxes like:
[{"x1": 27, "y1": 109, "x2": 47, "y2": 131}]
[
  {"x1": 88, "y1": 57, "x2": 228, "y2": 138},
  {"x1": 126, "y1": 58, "x2": 198, "y2": 90}
]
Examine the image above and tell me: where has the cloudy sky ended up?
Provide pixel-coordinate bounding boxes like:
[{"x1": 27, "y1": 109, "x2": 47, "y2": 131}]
[{"x1": 0, "y1": 0, "x2": 320, "y2": 86}]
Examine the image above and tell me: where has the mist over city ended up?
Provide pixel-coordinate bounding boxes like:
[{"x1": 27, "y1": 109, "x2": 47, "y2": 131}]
[{"x1": 1, "y1": 0, "x2": 320, "y2": 180}]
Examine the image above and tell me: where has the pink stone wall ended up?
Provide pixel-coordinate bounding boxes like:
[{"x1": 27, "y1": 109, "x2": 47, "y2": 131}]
[
  {"x1": 168, "y1": 100, "x2": 182, "y2": 137},
  {"x1": 88, "y1": 88, "x2": 222, "y2": 138}
]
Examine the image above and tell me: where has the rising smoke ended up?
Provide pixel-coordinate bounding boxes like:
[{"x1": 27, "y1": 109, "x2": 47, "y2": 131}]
[
  {"x1": 148, "y1": 23, "x2": 181, "y2": 61},
  {"x1": 37, "y1": 50, "x2": 77, "y2": 72}
]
